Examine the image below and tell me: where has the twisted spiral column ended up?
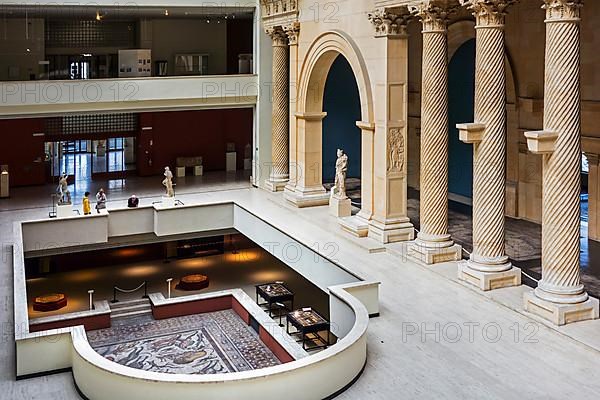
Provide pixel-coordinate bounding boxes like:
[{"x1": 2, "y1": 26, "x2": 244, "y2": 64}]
[
  {"x1": 535, "y1": 0, "x2": 587, "y2": 304},
  {"x1": 467, "y1": 3, "x2": 511, "y2": 272},
  {"x1": 267, "y1": 27, "x2": 289, "y2": 191},
  {"x1": 416, "y1": 9, "x2": 453, "y2": 247}
]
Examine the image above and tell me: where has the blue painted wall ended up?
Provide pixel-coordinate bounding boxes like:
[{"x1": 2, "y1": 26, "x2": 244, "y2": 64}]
[
  {"x1": 448, "y1": 39, "x2": 475, "y2": 199},
  {"x1": 322, "y1": 55, "x2": 362, "y2": 182}
]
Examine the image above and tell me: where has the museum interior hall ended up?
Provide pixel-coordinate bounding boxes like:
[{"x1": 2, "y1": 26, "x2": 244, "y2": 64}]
[{"x1": 2, "y1": 1, "x2": 600, "y2": 400}]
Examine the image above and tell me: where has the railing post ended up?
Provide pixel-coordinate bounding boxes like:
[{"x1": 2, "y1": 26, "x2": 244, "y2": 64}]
[
  {"x1": 111, "y1": 286, "x2": 118, "y2": 303},
  {"x1": 143, "y1": 281, "x2": 149, "y2": 299}
]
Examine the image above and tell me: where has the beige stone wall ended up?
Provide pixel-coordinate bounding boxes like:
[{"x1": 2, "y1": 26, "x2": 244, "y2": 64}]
[{"x1": 293, "y1": 0, "x2": 599, "y2": 226}]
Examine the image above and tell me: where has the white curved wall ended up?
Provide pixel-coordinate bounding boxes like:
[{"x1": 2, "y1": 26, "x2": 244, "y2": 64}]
[{"x1": 71, "y1": 285, "x2": 368, "y2": 400}]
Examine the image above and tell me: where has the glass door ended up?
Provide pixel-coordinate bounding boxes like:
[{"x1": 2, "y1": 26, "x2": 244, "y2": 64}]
[{"x1": 91, "y1": 136, "x2": 136, "y2": 179}]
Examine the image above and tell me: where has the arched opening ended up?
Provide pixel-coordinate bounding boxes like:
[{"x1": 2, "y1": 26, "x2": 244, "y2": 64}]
[
  {"x1": 288, "y1": 31, "x2": 374, "y2": 233},
  {"x1": 322, "y1": 55, "x2": 362, "y2": 206},
  {"x1": 448, "y1": 38, "x2": 475, "y2": 203}
]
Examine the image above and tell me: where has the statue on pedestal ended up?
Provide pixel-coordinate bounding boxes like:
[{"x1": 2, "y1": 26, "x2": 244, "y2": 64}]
[
  {"x1": 56, "y1": 172, "x2": 71, "y2": 205},
  {"x1": 332, "y1": 149, "x2": 348, "y2": 199},
  {"x1": 163, "y1": 166, "x2": 175, "y2": 197}
]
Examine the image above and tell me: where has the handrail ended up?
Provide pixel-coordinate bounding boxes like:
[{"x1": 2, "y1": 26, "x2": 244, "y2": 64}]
[{"x1": 111, "y1": 281, "x2": 148, "y2": 303}]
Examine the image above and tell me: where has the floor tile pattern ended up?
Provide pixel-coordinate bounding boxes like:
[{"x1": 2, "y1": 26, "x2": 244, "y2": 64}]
[{"x1": 87, "y1": 310, "x2": 281, "y2": 374}]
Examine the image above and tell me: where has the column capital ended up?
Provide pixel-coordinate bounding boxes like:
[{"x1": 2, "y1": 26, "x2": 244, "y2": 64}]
[
  {"x1": 543, "y1": 0, "x2": 582, "y2": 22},
  {"x1": 409, "y1": 1, "x2": 460, "y2": 33},
  {"x1": 266, "y1": 26, "x2": 288, "y2": 47},
  {"x1": 460, "y1": 0, "x2": 516, "y2": 27},
  {"x1": 367, "y1": 7, "x2": 412, "y2": 38},
  {"x1": 283, "y1": 22, "x2": 300, "y2": 46}
]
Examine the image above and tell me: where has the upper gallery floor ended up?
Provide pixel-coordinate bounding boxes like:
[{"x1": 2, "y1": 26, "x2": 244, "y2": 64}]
[{"x1": 0, "y1": 2, "x2": 262, "y2": 116}]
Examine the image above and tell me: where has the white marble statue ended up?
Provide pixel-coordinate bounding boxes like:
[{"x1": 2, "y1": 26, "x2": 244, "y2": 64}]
[
  {"x1": 333, "y1": 149, "x2": 348, "y2": 199},
  {"x1": 56, "y1": 173, "x2": 71, "y2": 204},
  {"x1": 163, "y1": 166, "x2": 175, "y2": 197}
]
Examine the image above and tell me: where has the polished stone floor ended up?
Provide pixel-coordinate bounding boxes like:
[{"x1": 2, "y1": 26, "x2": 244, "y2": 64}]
[
  {"x1": 2, "y1": 180, "x2": 600, "y2": 399},
  {"x1": 331, "y1": 181, "x2": 600, "y2": 298},
  {"x1": 88, "y1": 310, "x2": 281, "y2": 374},
  {"x1": 0, "y1": 170, "x2": 252, "y2": 212}
]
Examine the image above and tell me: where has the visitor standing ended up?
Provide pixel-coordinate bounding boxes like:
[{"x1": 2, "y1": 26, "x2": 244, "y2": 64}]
[
  {"x1": 82, "y1": 192, "x2": 91, "y2": 215},
  {"x1": 95, "y1": 188, "x2": 107, "y2": 213},
  {"x1": 128, "y1": 194, "x2": 139, "y2": 208}
]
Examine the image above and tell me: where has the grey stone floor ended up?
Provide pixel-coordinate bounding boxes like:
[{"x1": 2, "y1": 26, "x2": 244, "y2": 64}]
[{"x1": 2, "y1": 180, "x2": 600, "y2": 399}]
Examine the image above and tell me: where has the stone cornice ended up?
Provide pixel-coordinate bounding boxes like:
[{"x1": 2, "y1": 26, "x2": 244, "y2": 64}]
[
  {"x1": 543, "y1": 0, "x2": 582, "y2": 22},
  {"x1": 409, "y1": 1, "x2": 461, "y2": 33},
  {"x1": 459, "y1": 0, "x2": 517, "y2": 27},
  {"x1": 368, "y1": 7, "x2": 413, "y2": 38}
]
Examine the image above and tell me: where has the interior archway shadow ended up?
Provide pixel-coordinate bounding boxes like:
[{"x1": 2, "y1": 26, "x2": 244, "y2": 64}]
[{"x1": 321, "y1": 54, "x2": 362, "y2": 209}]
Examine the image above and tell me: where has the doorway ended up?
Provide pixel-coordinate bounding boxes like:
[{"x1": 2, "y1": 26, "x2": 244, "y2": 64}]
[
  {"x1": 46, "y1": 136, "x2": 136, "y2": 190},
  {"x1": 322, "y1": 55, "x2": 362, "y2": 206}
]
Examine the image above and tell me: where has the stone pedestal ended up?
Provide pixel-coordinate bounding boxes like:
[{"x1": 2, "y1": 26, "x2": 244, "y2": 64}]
[
  {"x1": 329, "y1": 195, "x2": 351, "y2": 218},
  {"x1": 410, "y1": 236, "x2": 462, "y2": 265},
  {"x1": 161, "y1": 196, "x2": 177, "y2": 207},
  {"x1": 226, "y1": 152, "x2": 237, "y2": 172},
  {"x1": 56, "y1": 203, "x2": 73, "y2": 218},
  {"x1": 459, "y1": 260, "x2": 521, "y2": 291},
  {"x1": 194, "y1": 165, "x2": 204, "y2": 176},
  {"x1": 368, "y1": 218, "x2": 414, "y2": 244},
  {"x1": 339, "y1": 215, "x2": 370, "y2": 238},
  {"x1": 176, "y1": 166, "x2": 186, "y2": 178},
  {"x1": 524, "y1": 290, "x2": 599, "y2": 326},
  {"x1": 284, "y1": 186, "x2": 329, "y2": 208},
  {"x1": 0, "y1": 170, "x2": 8, "y2": 198}
]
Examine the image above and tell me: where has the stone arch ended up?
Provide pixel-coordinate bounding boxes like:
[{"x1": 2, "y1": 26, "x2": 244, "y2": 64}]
[
  {"x1": 298, "y1": 30, "x2": 374, "y2": 123},
  {"x1": 289, "y1": 30, "x2": 375, "y2": 229}
]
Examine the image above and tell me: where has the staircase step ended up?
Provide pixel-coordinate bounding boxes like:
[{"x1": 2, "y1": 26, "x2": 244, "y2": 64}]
[
  {"x1": 110, "y1": 304, "x2": 151, "y2": 316},
  {"x1": 111, "y1": 309, "x2": 153, "y2": 320},
  {"x1": 109, "y1": 298, "x2": 150, "y2": 310}
]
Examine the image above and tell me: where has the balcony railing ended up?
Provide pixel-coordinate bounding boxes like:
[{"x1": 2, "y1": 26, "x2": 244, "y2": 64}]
[{"x1": 0, "y1": 74, "x2": 259, "y2": 117}]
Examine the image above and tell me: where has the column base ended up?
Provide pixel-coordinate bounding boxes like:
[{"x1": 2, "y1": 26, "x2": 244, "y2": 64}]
[
  {"x1": 458, "y1": 261, "x2": 521, "y2": 291},
  {"x1": 265, "y1": 179, "x2": 288, "y2": 192},
  {"x1": 523, "y1": 290, "x2": 599, "y2": 326},
  {"x1": 368, "y1": 218, "x2": 414, "y2": 244},
  {"x1": 409, "y1": 236, "x2": 462, "y2": 265},
  {"x1": 339, "y1": 214, "x2": 370, "y2": 238},
  {"x1": 329, "y1": 195, "x2": 351, "y2": 218},
  {"x1": 284, "y1": 186, "x2": 329, "y2": 208}
]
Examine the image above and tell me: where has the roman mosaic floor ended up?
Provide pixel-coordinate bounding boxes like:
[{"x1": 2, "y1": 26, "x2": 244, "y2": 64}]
[{"x1": 87, "y1": 310, "x2": 281, "y2": 374}]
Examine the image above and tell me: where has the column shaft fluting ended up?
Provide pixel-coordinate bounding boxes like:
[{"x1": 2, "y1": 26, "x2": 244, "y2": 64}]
[
  {"x1": 536, "y1": 0, "x2": 587, "y2": 303},
  {"x1": 268, "y1": 28, "x2": 289, "y2": 189},
  {"x1": 419, "y1": 17, "x2": 451, "y2": 243},
  {"x1": 469, "y1": 8, "x2": 510, "y2": 271}
]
